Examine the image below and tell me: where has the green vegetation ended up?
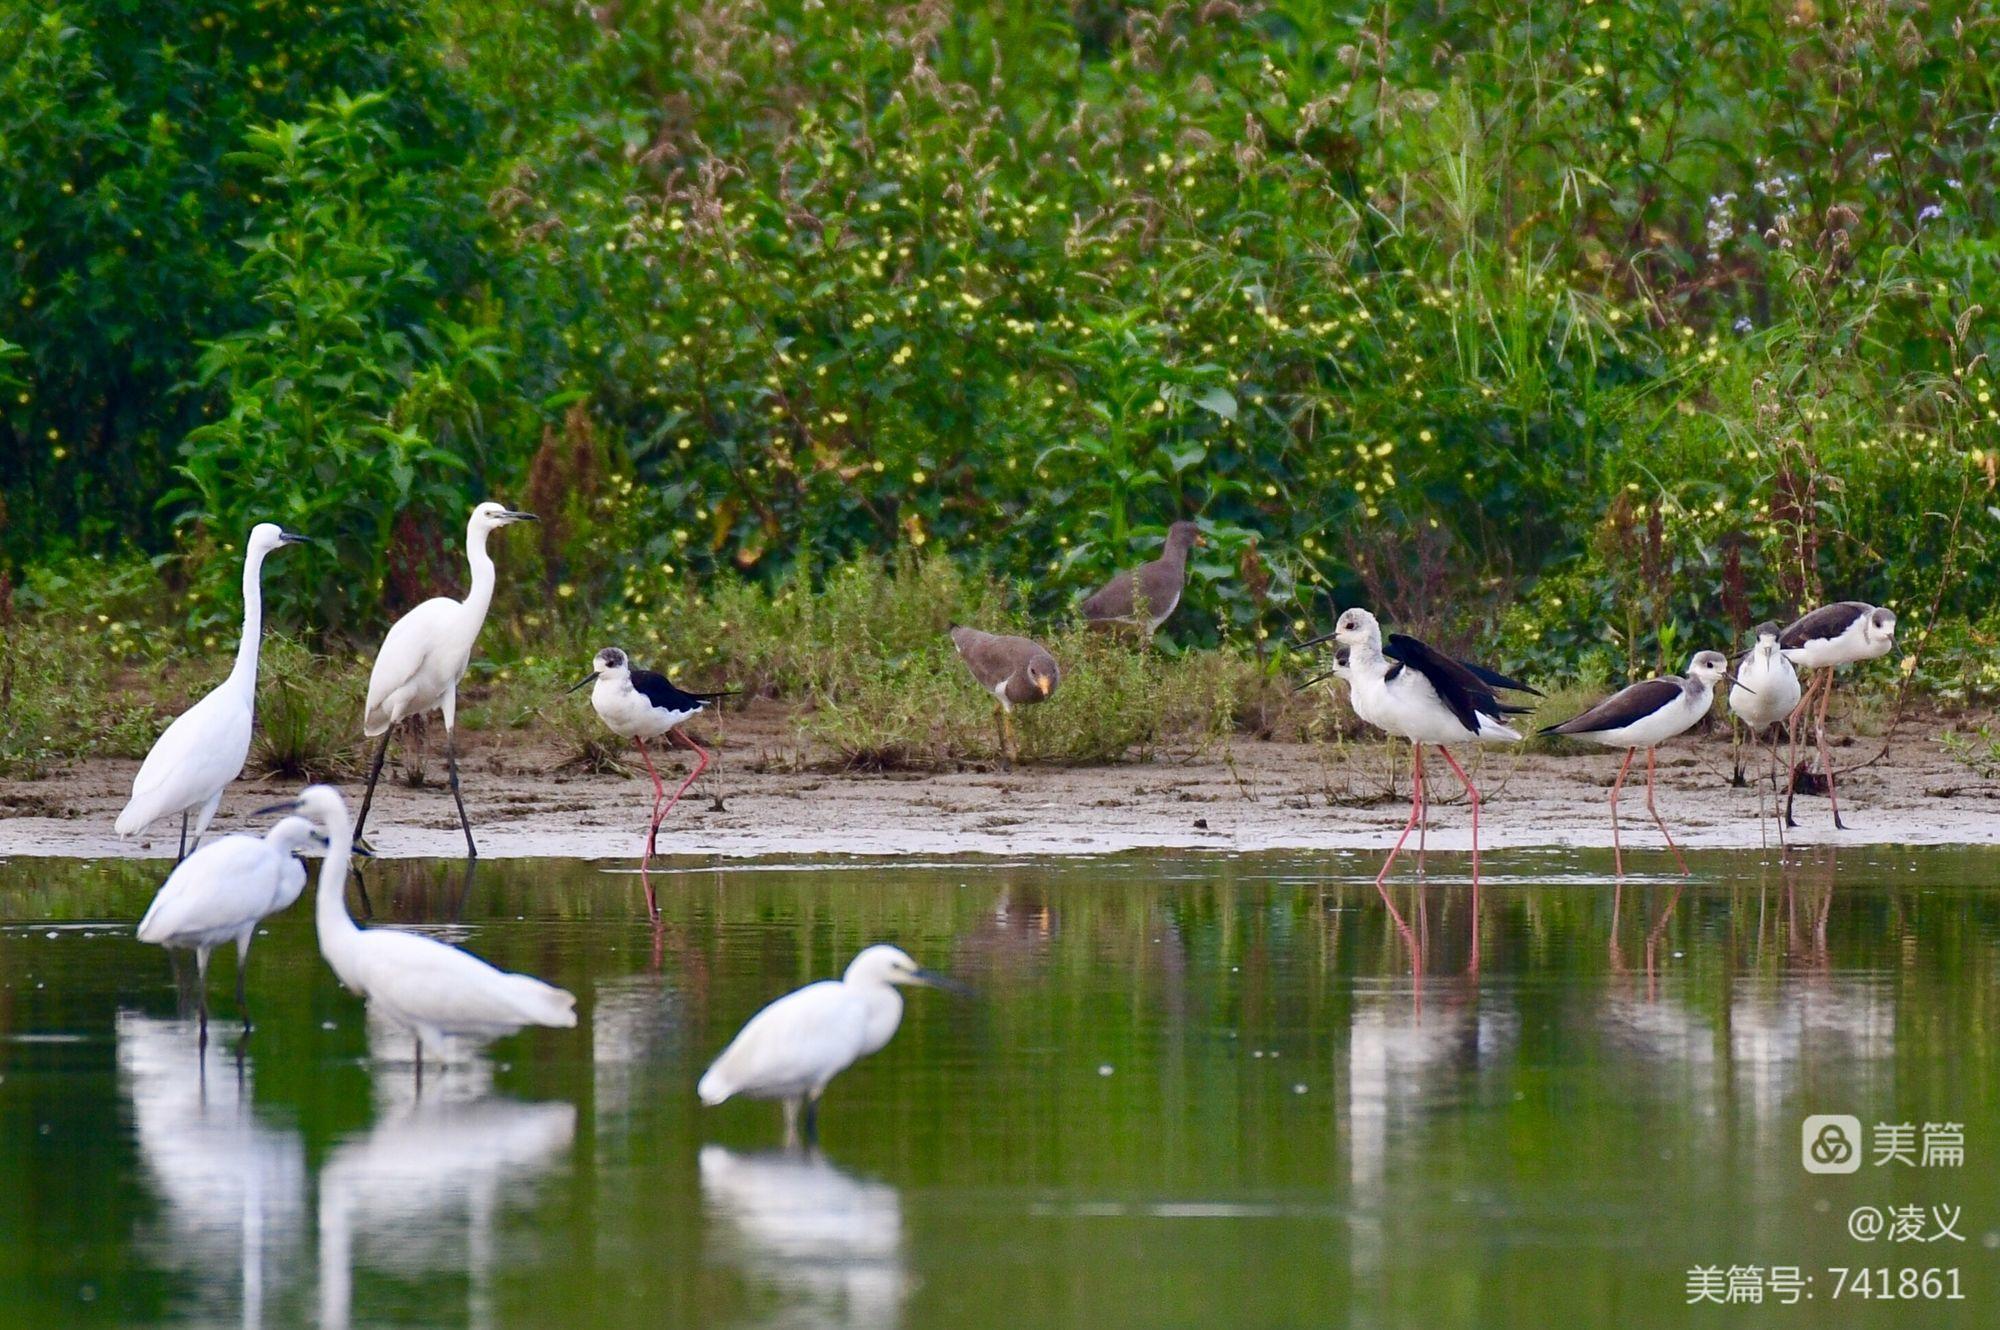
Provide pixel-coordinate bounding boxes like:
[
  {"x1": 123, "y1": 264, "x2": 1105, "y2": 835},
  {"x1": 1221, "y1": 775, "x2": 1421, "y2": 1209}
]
[{"x1": 4, "y1": 1, "x2": 1997, "y2": 772}]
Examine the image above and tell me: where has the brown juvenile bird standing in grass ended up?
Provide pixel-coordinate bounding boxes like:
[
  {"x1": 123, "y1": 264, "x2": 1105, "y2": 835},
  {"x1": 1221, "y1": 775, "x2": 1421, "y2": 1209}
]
[
  {"x1": 948, "y1": 626, "x2": 1061, "y2": 764},
  {"x1": 1080, "y1": 520, "x2": 1204, "y2": 639}
]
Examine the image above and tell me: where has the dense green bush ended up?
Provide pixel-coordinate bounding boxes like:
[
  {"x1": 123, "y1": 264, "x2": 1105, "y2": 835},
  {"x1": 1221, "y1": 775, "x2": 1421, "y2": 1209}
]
[{"x1": 3, "y1": 1, "x2": 1997, "y2": 673}]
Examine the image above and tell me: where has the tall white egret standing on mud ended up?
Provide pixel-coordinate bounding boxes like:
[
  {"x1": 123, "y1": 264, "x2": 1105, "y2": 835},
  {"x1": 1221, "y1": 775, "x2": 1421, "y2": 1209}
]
[
  {"x1": 565, "y1": 647, "x2": 731, "y2": 917},
  {"x1": 1298, "y1": 608, "x2": 1539, "y2": 887},
  {"x1": 1778, "y1": 601, "x2": 1896, "y2": 829},
  {"x1": 116, "y1": 523, "x2": 310, "y2": 859},
  {"x1": 135, "y1": 814, "x2": 323, "y2": 1044},
  {"x1": 699, "y1": 945, "x2": 969, "y2": 1144},
  {"x1": 1728, "y1": 621, "x2": 1804, "y2": 846},
  {"x1": 268, "y1": 784, "x2": 576, "y2": 1082},
  {"x1": 1540, "y1": 651, "x2": 1745, "y2": 880},
  {"x1": 353, "y1": 502, "x2": 537, "y2": 857}
]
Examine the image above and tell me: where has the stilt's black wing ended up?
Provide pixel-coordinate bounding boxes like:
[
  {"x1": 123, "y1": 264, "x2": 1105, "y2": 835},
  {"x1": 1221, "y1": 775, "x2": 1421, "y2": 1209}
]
[
  {"x1": 1384, "y1": 633, "x2": 1511, "y2": 735},
  {"x1": 1456, "y1": 657, "x2": 1543, "y2": 697},
  {"x1": 1540, "y1": 677, "x2": 1682, "y2": 736},
  {"x1": 631, "y1": 668, "x2": 733, "y2": 714},
  {"x1": 1778, "y1": 601, "x2": 1869, "y2": 650}
]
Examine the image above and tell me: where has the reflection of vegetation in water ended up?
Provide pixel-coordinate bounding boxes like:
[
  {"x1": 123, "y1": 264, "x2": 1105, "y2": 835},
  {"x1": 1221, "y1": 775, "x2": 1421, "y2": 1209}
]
[{"x1": 2, "y1": 849, "x2": 1999, "y2": 1326}]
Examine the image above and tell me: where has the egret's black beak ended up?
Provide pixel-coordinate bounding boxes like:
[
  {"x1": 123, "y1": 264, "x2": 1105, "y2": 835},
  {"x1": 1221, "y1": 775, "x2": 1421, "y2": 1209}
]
[
  {"x1": 563, "y1": 671, "x2": 597, "y2": 695},
  {"x1": 252, "y1": 800, "x2": 302, "y2": 817},
  {"x1": 504, "y1": 510, "x2": 539, "y2": 523},
  {"x1": 910, "y1": 967, "x2": 975, "y2": 997},
  {"x1": 278, "y1": 531, "x2": 312, "y2": 546}
]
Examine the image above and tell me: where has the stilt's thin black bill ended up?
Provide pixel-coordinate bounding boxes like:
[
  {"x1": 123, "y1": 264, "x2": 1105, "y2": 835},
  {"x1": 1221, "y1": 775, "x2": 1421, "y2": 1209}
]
[{"x1": 563, "y1": 671, "x2": 597, "y2": 694}]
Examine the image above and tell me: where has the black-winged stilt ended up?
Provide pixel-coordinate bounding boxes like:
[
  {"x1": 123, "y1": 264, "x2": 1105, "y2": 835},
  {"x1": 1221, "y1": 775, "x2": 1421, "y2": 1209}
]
[
  {"x1": 1080, "y1": 520, "x2": 1204, "y2": 637},
  {"x1": 1540, "y1": 651, "x2": 1742, "y2": 879},
  {"x1": 567, "y1": 647, "x2": 730, "y2": 914},
  {"x1": 1727, "y1": 621, "x2": 1804, "y2": 845},
  {"x1": 1777, "y1": 601, "x2": 1896, "y2": 829},
  {"x1": 353, "y1": 502, "x2": 538, "y2": 858},
  {"x1": 1300, "y1": 608, "x2": 1539, "y2": 886},
  {"x1": 116, "y1": 524, "x2": 310, "y2": 860},
  {"x1": 947, "y1": 625, "x2": 1060, "y2": 763}
]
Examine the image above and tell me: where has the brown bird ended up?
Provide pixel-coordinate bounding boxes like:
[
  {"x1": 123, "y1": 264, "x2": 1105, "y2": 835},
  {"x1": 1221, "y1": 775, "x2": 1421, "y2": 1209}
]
[
  {"x1": 1079, "y1": 520, "x2": 1204, "y2": 638},
  {"x1": 948, "y1": 626, "x2": 1060, "y2": 764}
]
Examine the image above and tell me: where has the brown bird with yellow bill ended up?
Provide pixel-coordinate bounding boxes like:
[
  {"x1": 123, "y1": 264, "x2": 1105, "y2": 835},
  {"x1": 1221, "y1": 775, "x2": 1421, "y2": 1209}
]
[{"x1": 948, "y1": 626, "x2": 1061, "y2": 764}]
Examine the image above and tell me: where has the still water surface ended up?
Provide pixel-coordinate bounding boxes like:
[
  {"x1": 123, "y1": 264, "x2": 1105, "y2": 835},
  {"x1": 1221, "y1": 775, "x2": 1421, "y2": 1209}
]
[{"x1": 2, "y1": 847, "x2": 1997, "y2": 1327}]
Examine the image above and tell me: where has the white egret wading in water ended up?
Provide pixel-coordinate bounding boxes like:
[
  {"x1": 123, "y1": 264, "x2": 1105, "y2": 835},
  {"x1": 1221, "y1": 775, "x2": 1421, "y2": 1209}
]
[
  {"x1": 353, "y1": 502, "x2": 537, "y2": 857},
  {"x1": 116, "y1": 523, "x2": 310, "y2": 859},
  {"x1": 135, "y1": 815, "x2": 324, "y2": 1044},
  {"x1": 699, "y1": 945, "x2": 969, "y2": 1144},
  {"x1": 268, "y1": 785, "x2": 576, "y2": 1082}
]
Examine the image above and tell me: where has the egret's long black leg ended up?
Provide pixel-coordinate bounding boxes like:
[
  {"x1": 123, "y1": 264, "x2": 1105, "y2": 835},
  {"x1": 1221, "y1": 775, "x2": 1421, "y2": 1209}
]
[
  {"x1": 444, "y1": 725, "x2": 476, "y2": 859},
  {"x1": 802, "y1": 1093, "x2": 821, "y2": 1145},
  {"x1": 234, "y1": 947, "x2": 253, "y2": 1036},
  {"x1": 178, "y1": 811, "x2": 190, "y2": 864},
  {"x1": 354, "y1": 729, "x2": 393, "y2": 846}
]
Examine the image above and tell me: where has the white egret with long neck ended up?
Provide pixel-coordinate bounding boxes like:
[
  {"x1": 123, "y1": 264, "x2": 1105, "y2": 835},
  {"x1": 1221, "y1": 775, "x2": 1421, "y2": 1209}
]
[
  {"x1": 270, "y1": 785, "x2": 576, "y2": 1080},
  {"x1": 116, "y1": 523, "x2": 309, "y2": 859},
  {"x1": 352, "y1": 502, "x2": 537, "y2": 856}
]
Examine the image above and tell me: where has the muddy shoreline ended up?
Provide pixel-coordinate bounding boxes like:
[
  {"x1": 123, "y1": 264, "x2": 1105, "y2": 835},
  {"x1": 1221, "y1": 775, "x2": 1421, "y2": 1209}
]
[{"x1": 3, "y1": 706, "x2": 1991, "y2": 861}]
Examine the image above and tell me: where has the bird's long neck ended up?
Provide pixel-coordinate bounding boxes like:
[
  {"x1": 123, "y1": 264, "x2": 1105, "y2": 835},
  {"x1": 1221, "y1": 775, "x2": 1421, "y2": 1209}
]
[
  {"x1": 1349, "y1": 634, "x2": 1386, "y2": 670},
  {"x1": 460, "y1": 522, "x2": 498, "y2": 631},
  {"x1": 227, "y1": 548, "x2": 269, "y2": 697},
  {"x1": 1162, "y1": 532, "x2": 1193, "y2": 568},
  {"x1": 314, "y1": 806, "x2": 362, "y2": 956}
]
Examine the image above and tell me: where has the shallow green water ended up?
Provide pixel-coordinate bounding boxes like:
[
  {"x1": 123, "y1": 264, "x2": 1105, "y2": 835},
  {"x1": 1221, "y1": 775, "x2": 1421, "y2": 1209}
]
[{"x1": 2, "y1": 846, "x2": 1998, "y2": 1328}]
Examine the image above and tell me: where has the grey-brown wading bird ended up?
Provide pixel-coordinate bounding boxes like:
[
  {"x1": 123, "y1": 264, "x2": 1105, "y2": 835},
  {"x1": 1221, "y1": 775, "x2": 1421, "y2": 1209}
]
[
  {"x1": 1080, "y1": 520, "x2": 1204, "y2": 638},
  {"x1": 948, "y1": 626, "x2": 1060, "y2": 764}
]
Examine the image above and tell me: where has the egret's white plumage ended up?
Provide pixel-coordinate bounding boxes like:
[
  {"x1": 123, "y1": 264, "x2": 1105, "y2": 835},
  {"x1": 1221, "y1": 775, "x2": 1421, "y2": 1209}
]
[
  {"x1": 699, "y1": 945, "x2": 964, "y2": 1142},
  {"x1": 284, "y1": 785, "x2": 576, "y2": 1067},
  {"x1": 355, "y1": 502, "x2": 535, "y2": 855},
  {"x1": 136, "y1": 813, "x2": 320, "y2": 1038},
  {"x1": 116, "y1": 523, "x2": 307, "y2": 854}
]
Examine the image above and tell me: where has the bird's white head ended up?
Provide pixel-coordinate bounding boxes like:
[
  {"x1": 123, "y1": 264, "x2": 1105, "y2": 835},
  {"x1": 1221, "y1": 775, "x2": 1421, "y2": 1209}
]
[
  {"x1": 1686, "y1": 650, "x2": 1732, "y2": 687},
  {"x1": 468, "y1": 501, "x2": 539, "y2": 535},
  {"x1": 566, "y1": 646, "x2": 630, "y2": 695},
  {"x1": 284, "y1": 784, "x2": 350, "y2": 830},
  {"x1": 844, "y1": 944, "x2": 970, "y2": 993},
  {"x1": 264, "y1": 814, "x2": 327, "y2": 856},
  {"x1": 1866, "y1": 606, "x2": 1897, "y2": 645},
  {"x1": 1332, "y1": 607, "x2": 1382, "y2": 650},
  {"x1": 1749, "y1": 620, "x2": 1783, "y2": 657},
  {"x1": 247, "y1": 522, "x2": 310, "y2": 556}
]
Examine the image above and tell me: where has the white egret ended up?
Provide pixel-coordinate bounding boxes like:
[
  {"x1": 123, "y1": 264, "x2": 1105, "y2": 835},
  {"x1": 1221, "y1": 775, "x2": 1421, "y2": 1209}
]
[
  {"x1": 698, "y1": 945, "x2": 968, "y2": 1144},
  {"x1": 136, "y1": 814, "x2": 323, "y2": 1043},
  {"x1": 1298, "y1": 607, "x2": 1538, "y2": 886},
  {"x1": 1540, "y1": 651, "x2": 1745, "y2": 879},
  {"x1": 353, "y1": 501, "x2": 537, "y2": 857},
  {"x1": 1779, "y1": 601, "x2": 1896, "y2": 828},
  {"x1": 116, "y1": 523, "x2": 309, "y2": 859},
  {"x1": 270, "y1": 785, "x2": 576, "y2": 1078}
]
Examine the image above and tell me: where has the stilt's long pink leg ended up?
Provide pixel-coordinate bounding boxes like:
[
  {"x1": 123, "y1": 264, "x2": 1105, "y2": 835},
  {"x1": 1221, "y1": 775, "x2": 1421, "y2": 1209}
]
[
  {"x1": 657, "y1": 729, "x2": 711, "y2": 825},
  {"x1": 1414, "y1": 743, "x2": 1428, "y2": 875},
  {"x1": 1609, "y1": 748, "x2": 1637, "y2": 880},
  {"x1": 1816, "y1": 671, "x2": 1846, "y2": 829},
  {"x1": 1644, "y1": 745, "x2": 1690, "y2": 876},
  {"x1": 1435, "y1": 745, "x2": 1482, "y2": 887},
  {"x1": 1377, "y1": 745, "x2": 1426, "y2": 886},
  {"x1": 1783, "y1": 670, "x2": 1821, "y2": 827}
]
